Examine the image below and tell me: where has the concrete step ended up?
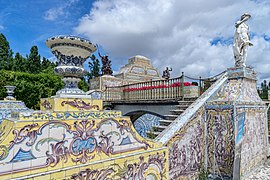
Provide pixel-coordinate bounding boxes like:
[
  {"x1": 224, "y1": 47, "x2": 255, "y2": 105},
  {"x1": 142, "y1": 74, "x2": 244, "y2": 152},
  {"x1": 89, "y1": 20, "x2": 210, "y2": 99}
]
[
  {"x1": 175, "y1": 104, "x2": 190, "y2": 109},
  {"x1": 177, "y1": 101, "x2": 194, "y2": 106},
  {"x1": 159, "y1": 119, "x2": 174, "y2": 126},
  {"x1": 164, "y1": 114, "x2": 178, "y2": 120},
  {"x1": 170, "y1": 109, "x2": 185, "y2": 115},
  {"x1": 154, "y1": 125, "x2": 168, "y2": 132}
]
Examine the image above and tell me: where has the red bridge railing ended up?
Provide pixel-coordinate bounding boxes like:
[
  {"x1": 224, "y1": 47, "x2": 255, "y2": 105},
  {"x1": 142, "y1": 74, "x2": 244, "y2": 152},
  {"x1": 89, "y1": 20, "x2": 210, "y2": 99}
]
[
  {"x1": 103, "y1": 71, "x2": 226, "y2": 101},
  {"x1": 104, "y1": 76, "x2": 184, "y2": 101}
]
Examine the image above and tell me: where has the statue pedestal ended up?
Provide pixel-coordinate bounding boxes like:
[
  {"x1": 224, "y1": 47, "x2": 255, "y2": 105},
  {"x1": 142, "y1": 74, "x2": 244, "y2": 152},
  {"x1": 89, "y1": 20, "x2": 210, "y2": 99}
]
[
  {"x1": 227, "y1": 67, "x2": 257, "y2": 80},
  {"x1": 208, "y1": 67, "x2": 267, "y2": 179}
]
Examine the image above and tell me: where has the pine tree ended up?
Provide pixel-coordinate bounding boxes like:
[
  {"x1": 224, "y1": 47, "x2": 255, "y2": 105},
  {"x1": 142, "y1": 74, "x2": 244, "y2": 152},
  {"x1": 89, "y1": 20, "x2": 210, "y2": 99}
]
[
  {"x1": 41, "y1": 57, "x2": 56, "y2": 74},
  {"x1": 260, "y1": 80, "x2": 269, "y2": 99},
  {"x1": 27, "y1": 46, "x2": 41, "y2": 73},
  {"x1": 88, "y1": 54, "x2": 100, "y2": 79},
  {"x1": 0, "y1": 33, "x2": 13, "y2": 70},
  {"x1": 12, "y1": 52, "x2": 28, "y2": 72}
]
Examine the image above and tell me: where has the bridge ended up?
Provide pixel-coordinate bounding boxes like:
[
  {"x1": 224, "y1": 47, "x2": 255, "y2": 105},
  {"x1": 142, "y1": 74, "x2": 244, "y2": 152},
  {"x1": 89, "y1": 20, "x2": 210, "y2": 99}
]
[{"x1": 100, "y1": 72, "x2": 225, "y2": 138}]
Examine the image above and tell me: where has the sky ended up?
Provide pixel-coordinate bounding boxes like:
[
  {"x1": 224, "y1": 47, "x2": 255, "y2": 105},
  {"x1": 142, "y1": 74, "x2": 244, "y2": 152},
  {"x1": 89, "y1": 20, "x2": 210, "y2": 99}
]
[{"x1": 0, "y1": 0, "x2": 270, "y2": 83}]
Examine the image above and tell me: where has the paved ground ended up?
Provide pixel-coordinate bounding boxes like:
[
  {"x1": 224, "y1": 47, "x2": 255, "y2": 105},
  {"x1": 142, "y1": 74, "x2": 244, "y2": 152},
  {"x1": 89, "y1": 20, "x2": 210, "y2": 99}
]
[{"x1": 245, "y1": 159, "x2": 270, "y2": 180}]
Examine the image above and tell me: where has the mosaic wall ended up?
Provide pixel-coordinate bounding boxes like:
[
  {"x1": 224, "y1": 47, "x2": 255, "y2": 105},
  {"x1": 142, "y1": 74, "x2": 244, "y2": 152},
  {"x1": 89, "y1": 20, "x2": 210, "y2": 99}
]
[
  {"x1": 237, "y1": 106, "x2": 267, "y2": 177},
  {"x1": 214, "y1": 78, "x2": 261, "y2": 103},
  {"x1": 166, "y1": 108, "x2": 205, "y2": 179},
  {"x1": 0, "y1": 101, "x2": 29, "y2": 123},
  {"x1": 206, "y1": 105, "x2": 235, "y2": 178},
  {"x1": 157, "y1": 68, "x2": 267, "y2": 179},
  {"x1": 40, "y1": 97, "x2": 102, "y2": 112},
  {"x1": 134, "y1": 113, "x2": 161, "y2": 138},
  {"x1": 0, "y1": 114, "x2": 168, "y2": 179},
  {"x1": 165, "y1": 106, "x2": 234, "y2": 179}
]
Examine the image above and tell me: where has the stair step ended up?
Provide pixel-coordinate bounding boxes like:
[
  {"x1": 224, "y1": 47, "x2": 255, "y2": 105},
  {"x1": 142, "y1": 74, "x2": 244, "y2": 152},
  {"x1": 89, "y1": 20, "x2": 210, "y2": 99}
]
[
  {"x1": 178, "y1": 101, "x2": 194, "y2": 105},
  {"x1": 159, "y1": 119, "x2": 174, "y2": 126},
  {"x1": 175, "y1": 104, "x2": 190, "y2": 109},
  {"x1": 164, "y1": 114, "x2": 178, "y2": 120},
  {"x1": 164, "y1": 114, "x2": 178, "y2": 118},
  {"x1": 154, "y1": 125, "x2": 168, "y2": 132},
  {"x1": 170, "y1": 109, "x2": 185, "y2": 115}
]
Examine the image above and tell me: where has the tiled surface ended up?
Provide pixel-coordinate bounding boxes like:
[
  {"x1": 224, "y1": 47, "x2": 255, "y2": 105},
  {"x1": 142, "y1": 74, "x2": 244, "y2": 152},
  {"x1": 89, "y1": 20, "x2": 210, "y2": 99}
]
[
  {"x1": 0, "y1": 99, "x2": 168, "y2": 179},
  {"x1": 245, "y1": 159, "x2": 270, "y2": 180}
]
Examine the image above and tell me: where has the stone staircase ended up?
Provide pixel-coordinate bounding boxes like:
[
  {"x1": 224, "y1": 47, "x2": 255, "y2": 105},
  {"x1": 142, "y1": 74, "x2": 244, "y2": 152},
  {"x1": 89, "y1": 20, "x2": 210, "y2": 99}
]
[{"x1": 147, "y1": 100, "x2": 194, "y2": 138}]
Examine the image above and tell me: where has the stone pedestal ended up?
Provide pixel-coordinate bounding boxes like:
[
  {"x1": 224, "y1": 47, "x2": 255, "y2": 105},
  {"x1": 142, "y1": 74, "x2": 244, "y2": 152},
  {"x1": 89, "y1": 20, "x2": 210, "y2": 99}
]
[{"x1": 208, "y1": 67, "x2": 267, "y2": 179}]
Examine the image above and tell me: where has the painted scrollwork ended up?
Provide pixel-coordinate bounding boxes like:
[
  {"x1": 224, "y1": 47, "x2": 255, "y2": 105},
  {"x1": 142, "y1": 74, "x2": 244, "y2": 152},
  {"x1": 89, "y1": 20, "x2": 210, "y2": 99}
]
[
  {"x1": 46, "y1": 140, "x2": 69, "y2": 167},
  {"x1": 70, "y1": 120, "x2": 96, "y2": 163},
  {"x1": 71, "y1": 167, "x2": 115, "y2": 180},
  {"x1": 0, "y1": 145, "x2": 8, "y2": 160},
  {"x1": 61, "y1": 99, "x2": 100, "y2": 110},
  {"x1": 114, "y1": 152, "x2": 166, "y2": 179},
  {"x1": 4, "y1": 118, "x2": 155, "y2": 173},
  {"x1": 41, "y1": 100, "x2": 52, "y2": 110},
  {"x1": 10, "y1": 123, "x2": 39, "y2": 147},
  {"x1": 207, "y1": 109, "x2": 234, "y2": 176}
]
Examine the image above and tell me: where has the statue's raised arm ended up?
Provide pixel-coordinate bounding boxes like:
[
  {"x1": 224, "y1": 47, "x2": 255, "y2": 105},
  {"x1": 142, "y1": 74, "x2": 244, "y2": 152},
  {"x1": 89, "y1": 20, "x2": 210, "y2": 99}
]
[{"x1": 233, "y1": 13, "x2": 253, "y2": 67}]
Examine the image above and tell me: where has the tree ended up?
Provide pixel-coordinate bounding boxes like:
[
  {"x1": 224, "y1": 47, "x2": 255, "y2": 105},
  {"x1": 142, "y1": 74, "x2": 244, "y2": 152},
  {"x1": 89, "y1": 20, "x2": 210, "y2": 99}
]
[
  {"x1": 12, "y1": 52, "x2": 28, "y2": 72},
  {"x1": 259, "y1": 80, "x2": 269, "y2": 99},
  {"x1": 78, "y1": 77, "x2": 89, "y2": 92},
  {"x1": 0, "y1": 70, "x2": 63, "y2": 109},
  {"x1": 41, "y1": 57, "x2": 56, "y2": 74},
  {"x1": 27, "y1": 46, "x2": 41, "y2": 73},
  {"x1": 0, "y1": 33, "x2": 13, "y2": 70},
  {"x1": 88, "y1": 54, "x2": 101, "y2": 79}
]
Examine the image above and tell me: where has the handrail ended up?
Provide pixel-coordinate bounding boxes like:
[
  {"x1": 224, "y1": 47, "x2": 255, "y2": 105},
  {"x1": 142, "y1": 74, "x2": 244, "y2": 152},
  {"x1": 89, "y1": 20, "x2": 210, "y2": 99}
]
[
  {"x1": 103, "y1": 71, "x2": 225, "y2": 101},
  {"x1": 104, "y1": 76, "x2": 185, "y2": 101}
]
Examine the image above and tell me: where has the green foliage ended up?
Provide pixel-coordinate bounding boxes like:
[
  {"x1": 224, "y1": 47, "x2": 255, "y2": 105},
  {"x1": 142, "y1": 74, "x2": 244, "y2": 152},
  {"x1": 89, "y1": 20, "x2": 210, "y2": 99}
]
[
  {"x1": 147, "y1": 127, "x2": 158, "y2": 139},
  {"x1": 258, "y1": 80, "x2": 269, "y2": 99},
  {"x1": 0, "y1": 33, "x2": 13, "y2": 70},
  {"x1": 88, "y1": 54, "x2": 101, "y2": 80},
  {"x1": 0, "y1": 70, "x2": 64, "y2": 109},
  {"x1": 12, "y1": 52, "x2": 28, "y2": 72},
  {"x1": 27, "y1": 46, "x2": 41, "y2": 74},
  {"x1": 78, "y1": 77, "x2": 89, "y2": 92},
  {"x1": 197, "y1": 167, "x2": 209, "y2": 180}
]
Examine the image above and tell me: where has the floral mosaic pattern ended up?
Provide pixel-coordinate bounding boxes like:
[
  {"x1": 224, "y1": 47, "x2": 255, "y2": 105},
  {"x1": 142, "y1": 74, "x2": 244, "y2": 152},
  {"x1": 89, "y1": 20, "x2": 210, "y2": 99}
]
[
  {"x1": 71, "y1": 152, "x2": 167, "y2": 180},
  {"x1": 134, "y1": 113, "x2": 161, "y2": 137},
  {"x1": 238, "y1": 107, "x2": 267, "y2": 177},
  {"x1": 0, "y1": 101, "x2": 29, "y2": 122},
  {"x1": 20, "y1": 111, "x2": 122, "y2": 121},
  {"x1": 0, "y1": 118, "x2": 152, "y2": 175},
  {"x1": 61, "y1": 98, "x2": 100, "y2": 110},
  {"x1": 206, "y1": 108, "x2": 234, "y2": 177},
  {"x1": 167, "y1": 108, "x2": 204, "y2": 179}
]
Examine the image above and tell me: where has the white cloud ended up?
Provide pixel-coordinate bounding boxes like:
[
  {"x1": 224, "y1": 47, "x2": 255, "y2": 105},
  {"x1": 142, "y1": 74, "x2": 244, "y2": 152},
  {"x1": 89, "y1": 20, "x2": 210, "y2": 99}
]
[
  {"x1": 44, "y1": 0, "x2": 79, "y2": 21},
  {"x1": 75, "y1": 0, "x2": 270, "y2": 81}
]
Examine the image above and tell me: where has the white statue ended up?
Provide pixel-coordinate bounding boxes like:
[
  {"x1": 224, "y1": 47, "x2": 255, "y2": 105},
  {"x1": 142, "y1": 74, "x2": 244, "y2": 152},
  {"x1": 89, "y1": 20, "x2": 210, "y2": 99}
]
[{"x1": 233, "y1": 13, "x2": 253, "y2": 67}]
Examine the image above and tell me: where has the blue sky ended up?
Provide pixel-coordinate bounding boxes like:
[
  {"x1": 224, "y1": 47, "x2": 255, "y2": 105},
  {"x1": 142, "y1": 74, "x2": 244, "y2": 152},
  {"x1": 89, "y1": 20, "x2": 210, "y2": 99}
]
[
  {"x1": 1, "y1": 0, "x2": 270, "y2": 82},
  {"x1": 0, "y1": 0, "x2": 97, "y2": 68}
]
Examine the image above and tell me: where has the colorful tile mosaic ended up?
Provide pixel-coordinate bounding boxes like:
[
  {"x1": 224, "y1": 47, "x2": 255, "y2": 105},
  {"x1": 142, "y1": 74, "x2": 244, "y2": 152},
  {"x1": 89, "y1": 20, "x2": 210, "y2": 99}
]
[
  {"x1": 134, "y1": 113, "x2": 161, "y2": 137},
  {"x1": 0, "y1": 115, "x2": 168, "y2": 179}
]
